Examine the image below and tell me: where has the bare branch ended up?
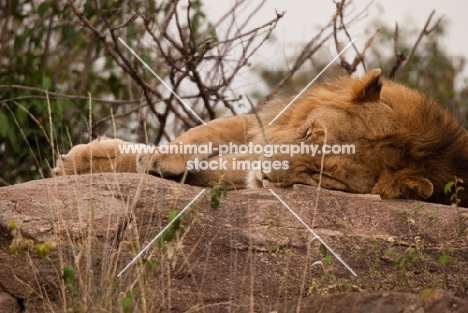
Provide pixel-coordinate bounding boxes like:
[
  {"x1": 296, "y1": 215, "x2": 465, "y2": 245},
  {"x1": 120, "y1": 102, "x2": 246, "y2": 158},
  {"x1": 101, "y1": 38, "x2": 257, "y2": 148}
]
[
  {"x1": 67, "y1": 0, "x2": 105, "y2": 40},
  {"x1": 258, "y1": 0, "x2": 375, "y2": 106},
  {"x1": 333, "y1": 0, "x2": 347, "y2": 69},
  {"x1": 333, "y1": 0, "x2": 379, "y2": 74},
  {"x1": 349, "y1": 28, "x2": 380, "y2": 72},
  {"x1": 65, "y1": 0, "x2": 384, "y2": 145},
  {"x1": 389, "y1": 10, "x2": 442, "y2": 79},
  {"x1": 256, "y1": 30, "x2": 333, "y2": 108}
]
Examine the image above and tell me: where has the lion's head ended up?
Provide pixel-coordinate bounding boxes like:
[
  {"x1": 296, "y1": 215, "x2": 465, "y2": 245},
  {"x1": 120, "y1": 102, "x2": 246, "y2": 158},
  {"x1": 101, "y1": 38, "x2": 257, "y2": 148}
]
[{"x1": 248, "y1": 69, "x2": 466, "y2": 204}]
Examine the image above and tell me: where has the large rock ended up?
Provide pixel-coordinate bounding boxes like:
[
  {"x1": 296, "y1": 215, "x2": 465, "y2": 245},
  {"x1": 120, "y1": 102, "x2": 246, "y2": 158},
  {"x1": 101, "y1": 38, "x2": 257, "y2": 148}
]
[{"x1": 0, "y1": 173, "x2": 467, "y2": 312}]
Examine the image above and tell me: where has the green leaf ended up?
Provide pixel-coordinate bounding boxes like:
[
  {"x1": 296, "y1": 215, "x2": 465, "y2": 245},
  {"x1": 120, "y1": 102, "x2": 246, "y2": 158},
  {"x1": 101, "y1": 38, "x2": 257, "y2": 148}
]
[
  {"x1": 142, "y1": 258, "x2": 156, "y2": 271},
  {"x1": 211, "y1": 196, "x2": 219, "y2": 210},
  {"x1": 211, "y1": 188, "x2": 220, "y2": 198},
  {"x1": 63, "y1": 265, "x2": 74, "y2": 285},
  {"x1": 405, "y1": 247, "x2": 415, "y2": 256},
  {"x1": 323, "y1": 255, "x2": 333, "y2": 266},
  {"x1": 0, "y1": 114, "x2": 9, "y2": 137},
  {"x1": 438, "y1": 255, "x2": 451, "y2": 265},
  {"x1": 122, "y1": 298, "x2": 131, "y2": 312},
  {"x1": 444, "y1": 181, "x2": 454, "y2": 194},
  {"x1": 122, "y1": 290, "x2": 134, "y2": 312},
  {"x1": 210, "y1": 188, "x2": 221, "y2": 209},
  {"x1": 168, "y1": 210, "x2": 181, "y2": 228},
  {"x1": 62, "y1": 26, "x2": 77, "y2": 45},
  {"x1": 159, "y1": 210, "x2": 182, "y2": 245},
  {"x1": 36, "y1": 243, "x2": 51, "y2": 258},
  {"x1": 8, "y1": 244, "x2": 16, "y2": 254},
  {"x1": 319, "y1": 243, "x2": 328, "y2": 257},
  {"x1": 162, "y1": 228, "x2": 174, "y2": 242},
  {"x1": 42, "y1": 76, "x2": 52, "y2": 90},
  {"x1": 15, "y1": 106, "x2": 28, "y2": 125},
  {"x1": 37, "y1": 2, "x2": 50, "y2": 15}
]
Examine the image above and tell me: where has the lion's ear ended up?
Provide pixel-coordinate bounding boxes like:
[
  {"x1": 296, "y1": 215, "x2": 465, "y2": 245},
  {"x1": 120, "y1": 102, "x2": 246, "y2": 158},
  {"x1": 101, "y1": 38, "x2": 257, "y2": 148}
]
[{"x1": 351, "y1": 68, "x2": 382, "y2": 103}]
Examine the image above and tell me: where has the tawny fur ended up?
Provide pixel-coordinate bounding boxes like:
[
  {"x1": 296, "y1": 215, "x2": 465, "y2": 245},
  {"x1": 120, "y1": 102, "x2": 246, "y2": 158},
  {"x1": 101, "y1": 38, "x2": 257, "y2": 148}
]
[{"x1": 52, "y1": 69, "x2": 468, "y2": 205}]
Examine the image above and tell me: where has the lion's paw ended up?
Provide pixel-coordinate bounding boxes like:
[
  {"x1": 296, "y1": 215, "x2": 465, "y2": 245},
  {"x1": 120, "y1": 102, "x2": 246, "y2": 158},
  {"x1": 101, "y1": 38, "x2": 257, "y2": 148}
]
[
  {"x1": 52, "y1": 136, "x2": 137, "y2": 175},
  {"x1": 373, "y1": 170, "x2": 434, "y2": 200},
  {"x1": 137, "y1": 152, "x2": 187, "y2": 178},
  {"x1": 247, "y1": 169, "x2": 286, "y2": 189}
]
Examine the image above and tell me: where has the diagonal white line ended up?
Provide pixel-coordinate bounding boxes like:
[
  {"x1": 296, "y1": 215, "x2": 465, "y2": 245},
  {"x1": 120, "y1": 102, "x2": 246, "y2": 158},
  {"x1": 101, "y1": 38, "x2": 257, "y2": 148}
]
[
  {"x1": 117, "y1": 189, "x2": 206, "y2": 277},
  {"x1": 118, "y1": 37, "x2": 207, "y2": 125},
  {"x1": 268, "y1": 38, "x2": 357, "y2": 125},
  {"x1": 269, "y1": 189, "x2": 357, "y2": 276}
]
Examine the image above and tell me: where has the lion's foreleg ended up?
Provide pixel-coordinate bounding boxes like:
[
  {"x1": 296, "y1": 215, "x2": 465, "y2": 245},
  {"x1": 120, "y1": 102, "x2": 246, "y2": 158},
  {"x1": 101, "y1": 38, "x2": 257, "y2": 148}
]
[{"x1": 137, "y1": 114, "x2": 257, "y2": 178}]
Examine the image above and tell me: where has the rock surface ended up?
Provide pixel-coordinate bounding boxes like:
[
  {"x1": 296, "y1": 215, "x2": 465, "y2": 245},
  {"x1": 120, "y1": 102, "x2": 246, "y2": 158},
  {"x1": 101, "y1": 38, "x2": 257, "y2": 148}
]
[
  {"x1": 0, "y1": 173, "x2": 467, "y2": 312},
  {"x1": 275, "y1": 289, "x2": 468, "y2": 313}
]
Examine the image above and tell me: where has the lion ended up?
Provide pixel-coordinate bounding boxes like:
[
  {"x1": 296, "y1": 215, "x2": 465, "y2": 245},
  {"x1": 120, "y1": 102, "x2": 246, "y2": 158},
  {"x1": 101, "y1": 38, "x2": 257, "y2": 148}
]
[{"x1": 52, "y1": 69, "x2": 468, "y2": 206}]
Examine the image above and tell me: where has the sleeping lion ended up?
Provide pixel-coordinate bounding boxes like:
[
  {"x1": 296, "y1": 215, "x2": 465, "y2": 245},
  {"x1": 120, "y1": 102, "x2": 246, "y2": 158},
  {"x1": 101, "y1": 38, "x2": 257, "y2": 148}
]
[{"x1": 52, "y1": 69, "x2": 468, "y2": 206}]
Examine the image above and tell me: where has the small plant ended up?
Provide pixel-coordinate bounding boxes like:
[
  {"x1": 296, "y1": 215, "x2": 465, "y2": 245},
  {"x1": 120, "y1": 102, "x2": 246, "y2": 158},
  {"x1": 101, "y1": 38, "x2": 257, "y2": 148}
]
[
  {"x1": 122, "y1": 290, "x2": 135, "y2": 313},
  {"x1": 62, "y1": 264, "x2": 75, "y2": 287},
  {"x1": 437, "y1": 255, "x2": 452, "y2": 265},
  {"x1": 157, "y1": 195, "x2": 207, "y2": 267},
  {"x1": 7, "y1": 220, "x2": 56, "y2": 258},
  {"x1": 264, "y1": 215, "x2": 277, "y2": 228},
  {"x1": 209, "y1": 182, "x2": 227, "y2": 210},
  {"x1": 35, "y1": 241, "x2": 56, "y2": 259},
  {"x1": 307, "y1": 240, "x2": 355, "y2": 295},
  {"x1": 383, "y1": 241, "x2": 419, "y2": 286},
  {"x1": 7, "y1": 222, "x2": 34, "y2": 254},
  {"x1": 206, "y1": 175, "x2": 229, "y2": 210},
  {"x1": 159, "y1": 210, "x2": 184, "y2": 245},
  {"x1": 444, "y1": 177, "x2": 468, "y2": 237}
]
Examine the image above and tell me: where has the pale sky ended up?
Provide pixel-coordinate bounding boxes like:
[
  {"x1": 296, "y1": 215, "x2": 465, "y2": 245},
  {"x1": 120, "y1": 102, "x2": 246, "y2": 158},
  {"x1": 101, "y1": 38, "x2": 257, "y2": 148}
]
[
  {"x1": 202, "y1": 0, "x2": 468, "y2": 91},
  {"x1": 204, "y1": 0, "x2": 467, "y2": 56}
]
